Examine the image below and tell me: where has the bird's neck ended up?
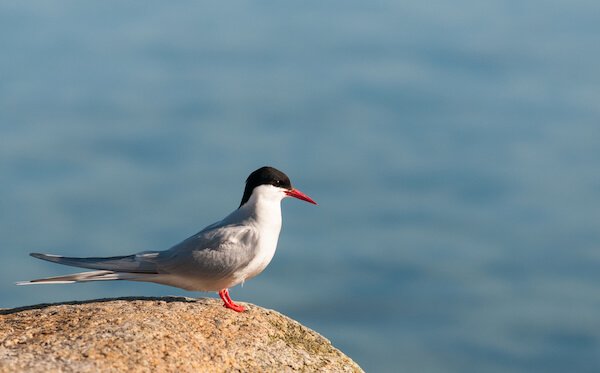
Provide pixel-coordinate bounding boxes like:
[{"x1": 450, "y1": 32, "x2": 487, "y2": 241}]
[
  {"x1": 241, "y1": 196, "x2": 282, "y2": 230},
  {"x1": 234, "y1": 184, "x2": 283, "y2": 228}
]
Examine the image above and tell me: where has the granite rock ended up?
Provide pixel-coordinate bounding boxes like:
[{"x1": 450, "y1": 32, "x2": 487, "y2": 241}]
[{"x1": 0, "y1": 297, "x2": 362, "y2": 372}]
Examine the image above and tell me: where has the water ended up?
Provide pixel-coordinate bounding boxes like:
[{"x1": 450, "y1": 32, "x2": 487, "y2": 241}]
[{"x1": 1, "y1": 1, "x2": 600, "y2": 372}]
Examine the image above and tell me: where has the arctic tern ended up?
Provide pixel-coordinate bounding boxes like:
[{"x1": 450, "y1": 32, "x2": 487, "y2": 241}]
[{"x1": 17, "y1": 166, "x2": 317, "y2": 312}]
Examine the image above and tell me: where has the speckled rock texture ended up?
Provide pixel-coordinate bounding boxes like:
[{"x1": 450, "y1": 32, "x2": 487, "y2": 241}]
[{"x1": 0, "y1": 297, "x2": 362, "y2": 372}]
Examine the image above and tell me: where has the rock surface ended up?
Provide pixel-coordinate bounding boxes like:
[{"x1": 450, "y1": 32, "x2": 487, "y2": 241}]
[{"x1": 0, "y1": 297, "x2": 362, "y2": 372}]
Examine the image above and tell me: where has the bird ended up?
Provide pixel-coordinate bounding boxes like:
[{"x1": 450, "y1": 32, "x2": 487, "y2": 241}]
[{"x1": 17, "y1": 166, "x2": 317, "y2": 312}]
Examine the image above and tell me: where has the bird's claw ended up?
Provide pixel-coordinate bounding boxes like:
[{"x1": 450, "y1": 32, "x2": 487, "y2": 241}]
[{"x1": 223, "y1": 302, "x2": 246, "y2": 312}]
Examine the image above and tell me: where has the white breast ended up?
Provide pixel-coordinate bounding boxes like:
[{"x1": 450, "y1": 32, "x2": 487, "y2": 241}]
[{"x1": 229, "y1": 184, "x2": 284, "y2": 284}]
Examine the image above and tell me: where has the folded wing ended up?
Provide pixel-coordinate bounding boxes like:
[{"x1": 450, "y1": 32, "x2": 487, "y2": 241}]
[{"x1": 29, "y1": 252, "x2": 160, "y2": 273}]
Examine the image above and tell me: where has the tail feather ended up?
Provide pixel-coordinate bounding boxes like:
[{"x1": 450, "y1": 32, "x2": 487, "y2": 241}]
[
  {"x1": 18, "y1": 252, "x2": 161, "y2": 286},
  {"x1": 30, "y1": 252, "x2": 159, "y2": 273},
  {"x1": 16, "y1": 270, "x2": 145, "y2": 285}
]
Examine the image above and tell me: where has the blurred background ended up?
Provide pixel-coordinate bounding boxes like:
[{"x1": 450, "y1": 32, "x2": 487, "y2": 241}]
[{"x1": 1, "y1": 1, "x2": 599, "y2": 372}]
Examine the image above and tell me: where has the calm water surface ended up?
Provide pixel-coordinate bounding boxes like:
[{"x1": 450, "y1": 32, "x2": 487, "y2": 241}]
[{"x1": 1, "y1": 1, "x2": 600, "y2": 372}]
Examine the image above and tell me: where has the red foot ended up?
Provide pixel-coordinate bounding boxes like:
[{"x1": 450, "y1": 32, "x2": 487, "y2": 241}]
[{"x1": 218, "y1": 289, "x2": 246, "y2": 312}]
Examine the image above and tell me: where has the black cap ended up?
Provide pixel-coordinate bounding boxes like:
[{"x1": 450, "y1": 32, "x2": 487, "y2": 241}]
[{"x1": 239, "y1": 166, "x2": 292, "y2": 207}]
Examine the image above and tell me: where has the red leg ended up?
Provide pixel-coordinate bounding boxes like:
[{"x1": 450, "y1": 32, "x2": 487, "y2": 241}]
[{"x1": 218, "y1": 289, "x2": 246, "y2": 312}]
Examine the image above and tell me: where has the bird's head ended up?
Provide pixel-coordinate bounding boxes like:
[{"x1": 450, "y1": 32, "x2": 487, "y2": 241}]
[{"x1": 239, "y1": 166, "x2": 317, "y2": 208}]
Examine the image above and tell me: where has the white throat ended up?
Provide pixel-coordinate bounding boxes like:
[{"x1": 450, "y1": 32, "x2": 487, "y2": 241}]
[{"x1": 239, "y1": 184, "x2": 285, "y2": 227}]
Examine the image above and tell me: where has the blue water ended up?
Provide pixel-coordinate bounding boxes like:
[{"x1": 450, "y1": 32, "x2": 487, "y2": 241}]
[{"x1": 2, "y1": 1, "x2": 600, "y2": 372}]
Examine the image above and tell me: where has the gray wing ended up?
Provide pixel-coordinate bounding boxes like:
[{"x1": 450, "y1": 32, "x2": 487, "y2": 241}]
[
  {"x1": 154, "y1": 223, "x2": 259, "y2": 279},
  {"x1": 29, "y1": 252, "x2": 159, "y2": 273},
  {"x1": 28, "y1": 222, "x2": 257, "y2": 280}
]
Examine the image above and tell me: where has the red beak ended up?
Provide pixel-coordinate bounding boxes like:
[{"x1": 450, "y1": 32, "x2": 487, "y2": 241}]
[{"x1": 285, "y1": 188, "x2": 318, "y2": 205}]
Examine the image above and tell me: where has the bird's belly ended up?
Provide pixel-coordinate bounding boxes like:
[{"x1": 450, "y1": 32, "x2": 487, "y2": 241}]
[
  {"x1": 141, "y1": 273, "x2": 238, "y2": 292},
  {"x1": 235, "y1": 236, "x2": 279, "y2": 282}
]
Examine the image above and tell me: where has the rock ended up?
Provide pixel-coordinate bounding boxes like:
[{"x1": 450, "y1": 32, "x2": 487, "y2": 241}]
[{"x1": 0, "y1": 297, "x2": 363, "y2": 372}]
